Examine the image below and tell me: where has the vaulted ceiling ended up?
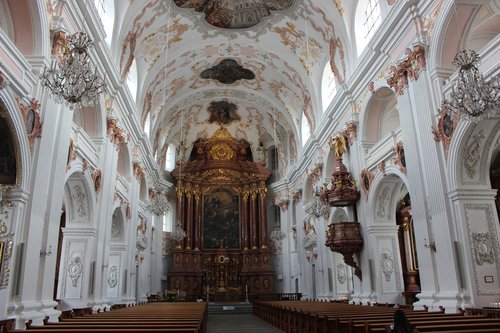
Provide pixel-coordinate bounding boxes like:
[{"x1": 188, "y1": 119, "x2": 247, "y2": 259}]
[{"x1": 114, "y1": 0, "x2": 350, "y2": 163}]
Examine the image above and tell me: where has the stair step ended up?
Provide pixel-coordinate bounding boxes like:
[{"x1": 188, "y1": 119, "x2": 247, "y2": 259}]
[{"x1": 208, "y1": 303, "x2": 253, "y2": 314}]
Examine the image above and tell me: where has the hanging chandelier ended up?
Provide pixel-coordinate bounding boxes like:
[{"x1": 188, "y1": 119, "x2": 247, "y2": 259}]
[
  {"x1": 146, "y1": 187, "x2": 169, "y2": 216},
  {"x1": 443, "y1": 50, "x2": 499, "y2": 123},
  {"x1": 306, "y1": 187, "x2": 330, "y2": 219},
  {"x1": 40, "y1": 32, "x2": 107, "y2": 109}
]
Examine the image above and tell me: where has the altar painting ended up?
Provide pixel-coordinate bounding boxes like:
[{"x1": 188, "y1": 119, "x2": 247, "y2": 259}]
[{"x1": 203, "y1": 188, "x2": 240, "y2": 249}]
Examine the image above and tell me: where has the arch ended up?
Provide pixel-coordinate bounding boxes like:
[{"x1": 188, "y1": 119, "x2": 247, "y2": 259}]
[
  {"x1": 303, "y1": 176, "x2": 313, "y2": 205},
  {"x1": 0, "y1": 102, "x2": 19, "y2": 185},
  {"x1": 111, "y1": 206, "x2": 125, "y2": 242},
  {"x1": 447, "y1": 119, "x2": 500, "y2": 190},
  {"x1": 0, "y1": 93, "x2": 31, "y2": 190},
  {"x1": 117, "y1": 144, "x2": 131, "y2": 177},
  {"x1": 367, "y1": 169, "x2": 409, "y2": 226},
  {"x1": 139, "y1": 177, "x2": 148, "y2": 201},
  {"x1": 365, "y1": 171, "x2": 412, "y2": 304},
  {"x1": 63, "y1": 169, "x2": 97, "y2": 227},
  {"x1": 73, "y1": 106, "x2": 104, "y2": 138},
  {"x1": 2, "y1": 0, "x2": 50, "y2": 57},
  {"x1": 360, "y1": 87, "x2": 399, "y2": 144},
  {"x1": 429, "y1": 0, "x2": 499, "y2": 73}
]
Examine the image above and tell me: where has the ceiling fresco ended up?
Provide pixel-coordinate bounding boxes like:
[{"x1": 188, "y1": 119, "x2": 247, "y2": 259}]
[
  {"x1": 200, "y1": 58, "x2": 255, "y2": 84},
  {"x1": 115, "y1": 0, "x2": 349, "y2": 178},
  {"x1": 173, "y1": 0, "x2": 296, "y2": 29},
  {"x1": 207, "y1": 100, "x2": 240, "y2": 124}
]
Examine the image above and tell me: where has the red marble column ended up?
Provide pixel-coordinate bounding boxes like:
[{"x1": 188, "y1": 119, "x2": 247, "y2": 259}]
[
  {"x1": 241, "y1": 191, "x2": 249, "y2": 250},
  {"x1": 193, "y1": 190, "x2": 201, "y2": 250},
  {"x1": 185, "y1": 188, "x2": 193, "y2": 250},
  {"x1": 175, "y1": 188, "x2": 184, "y2": 249},
  {"x1": 258, "y1": 188, "x2": 268, "y2": 249},
  {"x1": 250, "y1": 189, "x2": 258, "y2": 249}
]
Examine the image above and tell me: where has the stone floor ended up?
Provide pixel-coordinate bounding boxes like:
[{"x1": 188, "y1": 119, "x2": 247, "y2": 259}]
[{"x1": 206, "y1": 314, "x2": 281, "y2": 333}]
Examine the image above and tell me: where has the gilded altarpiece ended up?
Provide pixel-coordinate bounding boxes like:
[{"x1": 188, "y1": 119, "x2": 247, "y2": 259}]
[{"x1": 169, "y1": 128, "x2": 274, "y2": 298}]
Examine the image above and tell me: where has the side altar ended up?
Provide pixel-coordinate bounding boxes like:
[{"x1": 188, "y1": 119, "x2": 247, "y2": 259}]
[{"x1": 168, "y1": 128, "x2": 274, "y2": 297}]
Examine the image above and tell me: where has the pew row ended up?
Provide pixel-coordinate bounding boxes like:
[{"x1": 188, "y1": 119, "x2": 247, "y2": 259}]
[
  {"x1": 12, "y1": 302, "x2": 207, "y2": 333},
  {"x1": 253, "y1": 300, "x2": 500, "y2": 333}
]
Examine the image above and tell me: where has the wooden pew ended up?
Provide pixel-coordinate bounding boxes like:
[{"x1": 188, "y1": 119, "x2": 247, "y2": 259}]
[
  {"x1": 253, "y1": 300, "x2": 500, "y2": 333},
  {"x1": 14, "y1": 302, "x2": 207, "y2": 333}
]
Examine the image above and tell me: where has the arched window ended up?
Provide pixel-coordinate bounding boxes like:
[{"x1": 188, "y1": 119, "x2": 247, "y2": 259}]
[
  {"x1": 93, "y1": 0, "x2": 115, "y2": 46},
  {"x1": 126, "y1": 59, "x2": 138, "y2": 102},
  {"x1": 355, "y1": 0, "x2": 382, "y2": 55},
  {"x1": 165, "y1": 143, "x2": 176, "y2": 171},
  {"x1": 321, "y1": 61, "x2": 337, "y2": 112},
  {"x1": 144, "y1": 112, "x2": 151, "y2": 138},
  {"x1": 301, "y1": 112, "x2": 311, "y2": 145}
]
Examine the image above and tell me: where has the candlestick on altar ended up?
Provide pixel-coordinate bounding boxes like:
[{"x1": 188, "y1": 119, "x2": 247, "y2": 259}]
[{"x1": 245, "y1": 283, "x2": 249, "y2": 303}]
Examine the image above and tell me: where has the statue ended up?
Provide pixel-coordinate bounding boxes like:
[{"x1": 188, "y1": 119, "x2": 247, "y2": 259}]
[{"x1": 332, "y1": 133, "x2": 347, "y2": 159}]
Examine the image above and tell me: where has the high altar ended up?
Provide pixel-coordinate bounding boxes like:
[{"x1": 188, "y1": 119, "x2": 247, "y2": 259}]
[{"x1": 169, "y1": 128, "x2": 274, "y2": 297}]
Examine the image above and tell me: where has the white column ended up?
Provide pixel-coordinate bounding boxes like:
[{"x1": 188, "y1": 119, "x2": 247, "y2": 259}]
[
  {"x1": 399, "y1": 71, "x2": 463, "y2": 309},
  {"x1": 91, "y1": 139, "x2": 119, "y2": 311},
  {"x1": 13, "y1": 94, "x2": 73, "y2": 327}
]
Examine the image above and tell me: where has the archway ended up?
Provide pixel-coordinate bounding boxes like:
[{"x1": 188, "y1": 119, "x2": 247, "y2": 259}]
[
  {"x1": 369, "y1": 173, "x2": 419, "y2": 305},
  {"x1": 57, "y1": 172, "x2": 95, "y2": 309},
  {"x1": 107, "y1": 207, "x2": 125, "y2": 303}
]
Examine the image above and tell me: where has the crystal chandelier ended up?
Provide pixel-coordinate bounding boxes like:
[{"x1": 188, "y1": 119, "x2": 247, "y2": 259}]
[
  {"x1": 443, "y1": 50, "x2": 499, "y2": 123},
  {"x1": 40, "y1": 32, "x2": 107, "y2": 109},
  {"x1": 306, "y1": 187, "x2": 330, "y2": 219},
  {"x1": 146, "y1": 187, "x2": 169, "y2": 216}
]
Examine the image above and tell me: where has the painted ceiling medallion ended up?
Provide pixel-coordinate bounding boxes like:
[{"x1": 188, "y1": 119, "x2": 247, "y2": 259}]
[
  {"x1": 173, "y1": 0, "x2": 295, "y2": 29},
  {"x1": 201, "y1": 59, "x2": 255, "y2": 84},
  {"x1": 208, "y1": 101, "x2": 240, "y2": 125}
]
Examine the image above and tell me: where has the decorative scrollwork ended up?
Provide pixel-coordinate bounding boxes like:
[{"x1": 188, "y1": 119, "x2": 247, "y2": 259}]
[{"x1": 472, "y1": 232, "x2": 495, "y2": 265}]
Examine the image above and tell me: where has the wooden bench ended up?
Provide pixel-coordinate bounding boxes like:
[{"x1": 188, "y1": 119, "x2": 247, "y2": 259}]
[
  {"x1": 13, "y1": 302, "x2": 207, "y2": 333},
  {"x1": 254, "y1": 300, "x2": 500, "y2": 333}
]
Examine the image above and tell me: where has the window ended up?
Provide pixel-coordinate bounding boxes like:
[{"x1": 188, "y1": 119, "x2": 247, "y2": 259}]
[
  {"x1": 126, "y1": 59, "x2": 138, "y2": 102},
  {"x1": 165, "y1": 144, "x2": 176, "y2": 171},
  {"x1": 355, "y1": 0, "x2": 382, "y2": 55},
  {"x1": 301, "y1": 112, "x2": 311, "y2": 145},
  {"x1": 93, "y1": 0, "x2": 114, "y2": 46},
  {"x1": 363, "y1": 0, "x2": 381, "y2": 39},
  {"x1": 321, "y1": 61, "x2": 337, "y2": 112},
  {"x1": 144, "y1": 112, "x2": 151, "y2": 138}
]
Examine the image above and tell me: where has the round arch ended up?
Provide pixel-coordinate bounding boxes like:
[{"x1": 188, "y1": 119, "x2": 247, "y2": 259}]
[
  {"x1": 64, "y1": 166, "x2": 97, "y2": 227},
  {"x1": 428, "y1": 0, "x2": 499, "y2": 73},
  {"x1": 117, "y1": 144, "x2": 132, "y2": 178},
  {"x1": 367, "y1": 167, "x2": 409, "y2": 226},
  {"x1": 359, "y1": 87, "x2": 399, "y2": 145},
  {"x1": 0, "y1": 92, "x2": 31, "y2": 190}
]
